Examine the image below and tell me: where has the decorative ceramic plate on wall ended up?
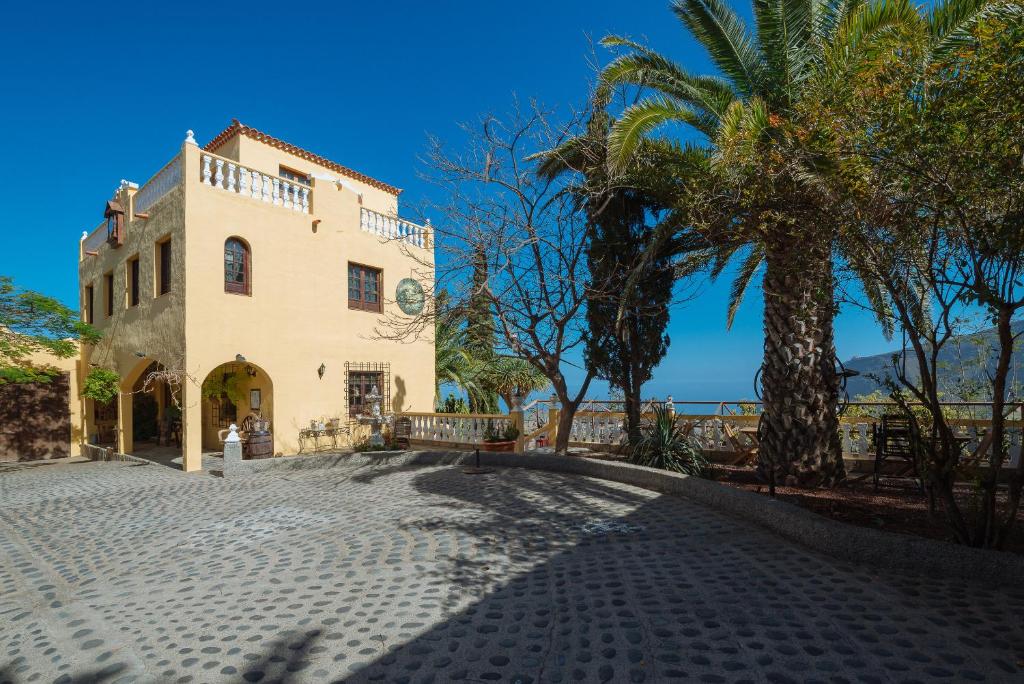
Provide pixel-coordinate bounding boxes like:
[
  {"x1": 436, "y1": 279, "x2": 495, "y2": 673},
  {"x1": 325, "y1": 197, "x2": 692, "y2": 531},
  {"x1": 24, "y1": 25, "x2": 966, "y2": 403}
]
[{"x1": 396, "y1": 278, "x2": 425, "y2": 315}]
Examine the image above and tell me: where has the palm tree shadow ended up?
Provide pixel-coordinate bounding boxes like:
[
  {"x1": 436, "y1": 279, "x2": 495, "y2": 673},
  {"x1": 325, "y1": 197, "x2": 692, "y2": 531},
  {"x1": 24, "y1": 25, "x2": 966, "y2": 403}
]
[{"x1": 236, "y1": 629, "x2": 323, "y2": 683}]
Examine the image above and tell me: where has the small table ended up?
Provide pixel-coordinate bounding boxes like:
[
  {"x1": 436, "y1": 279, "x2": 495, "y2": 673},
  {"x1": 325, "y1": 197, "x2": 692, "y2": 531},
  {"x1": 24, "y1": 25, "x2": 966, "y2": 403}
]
[{"x1": 298, "y1": 422, "x2": 352, "y2": 453}]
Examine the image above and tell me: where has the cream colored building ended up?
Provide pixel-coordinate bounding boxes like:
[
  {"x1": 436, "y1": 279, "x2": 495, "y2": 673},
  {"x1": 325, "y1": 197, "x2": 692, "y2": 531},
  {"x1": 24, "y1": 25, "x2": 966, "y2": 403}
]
[{"x1": 78, "y1": 121, "x2": 435, "y2": 471}]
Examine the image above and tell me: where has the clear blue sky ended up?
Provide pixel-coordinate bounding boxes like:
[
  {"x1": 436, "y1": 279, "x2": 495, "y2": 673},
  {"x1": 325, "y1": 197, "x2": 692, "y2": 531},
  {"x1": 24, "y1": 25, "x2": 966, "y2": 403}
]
[{"x1": 0, "y1": 0, "x2": 893, "y2": 401}]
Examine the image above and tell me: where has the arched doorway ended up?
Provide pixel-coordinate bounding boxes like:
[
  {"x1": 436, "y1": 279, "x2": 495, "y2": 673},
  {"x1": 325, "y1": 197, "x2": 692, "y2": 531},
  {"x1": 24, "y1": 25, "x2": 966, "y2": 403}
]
[
  {"x1": 200, "y1": 360, "x2": 274, "y2": 452},
  {"x1": 116, "y1": 357, "x2": 183, "y2": 465}
]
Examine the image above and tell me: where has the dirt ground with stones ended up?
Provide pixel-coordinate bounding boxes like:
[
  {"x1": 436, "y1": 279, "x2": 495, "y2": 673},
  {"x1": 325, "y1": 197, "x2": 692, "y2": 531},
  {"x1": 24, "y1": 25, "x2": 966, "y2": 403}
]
[{"x1": 1, "y1": 458, "x2": 1023, "y2": 684}]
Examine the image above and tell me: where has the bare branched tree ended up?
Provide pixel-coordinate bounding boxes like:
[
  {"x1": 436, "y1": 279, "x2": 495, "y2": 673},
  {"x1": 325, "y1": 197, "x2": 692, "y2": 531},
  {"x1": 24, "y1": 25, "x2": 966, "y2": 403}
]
[{"x1": 379, "y1": 100, "x2": 604, "y2": 452}]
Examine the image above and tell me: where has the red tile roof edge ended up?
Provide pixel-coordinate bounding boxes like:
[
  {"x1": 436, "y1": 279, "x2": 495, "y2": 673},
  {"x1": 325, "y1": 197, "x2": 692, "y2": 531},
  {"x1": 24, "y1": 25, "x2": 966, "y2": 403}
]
[{"x1": 203, "y1": 119, "x2": 402, "y2": 196}]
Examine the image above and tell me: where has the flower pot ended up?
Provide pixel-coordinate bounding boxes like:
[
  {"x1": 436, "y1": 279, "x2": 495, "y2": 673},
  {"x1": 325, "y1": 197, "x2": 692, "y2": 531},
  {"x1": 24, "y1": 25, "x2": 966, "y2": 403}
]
[{"x1": 482, "y1": 440, "x2": 516, "y2": 452}]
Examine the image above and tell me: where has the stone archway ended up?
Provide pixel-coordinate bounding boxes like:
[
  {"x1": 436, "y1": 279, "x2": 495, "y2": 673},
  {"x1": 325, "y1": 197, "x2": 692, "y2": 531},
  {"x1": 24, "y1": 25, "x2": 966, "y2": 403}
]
[
  {"x1": 200, "y1": 360, "x2": 274, "y2": 452},
  {"x1": 116, "y1": 358, "x2": 183, "y2": 463}
]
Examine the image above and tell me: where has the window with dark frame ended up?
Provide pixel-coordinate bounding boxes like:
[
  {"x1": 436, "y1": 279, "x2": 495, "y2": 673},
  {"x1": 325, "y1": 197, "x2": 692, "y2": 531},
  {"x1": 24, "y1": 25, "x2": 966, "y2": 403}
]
[
  {"x1": 347, "y1": 372, "x2": 382, "y2": 417},
  {"x1": 157, "y1": 239, "x2": 172, "y2": 295},
  {"x1": 84, "y1": 285, "x2": 94, "y2": 324},
  {"x1": 279, "y1": 166, "x2": 311, "y2": 186},
  {"x1": 348, "y1": 263, "x2": 382, "y2": 312},
  {"x1": 344, "y1": 362, "x2": 391, "y2": 418},
  {"x1": 128, "y1": 256, "x2": 140, "y2": 307},
  {"x1": 224, "y1": 238, "x2": 250, "y2": 295},
  {"x1": 104, "y1": 272, "x2": 114, "y2": 317}
]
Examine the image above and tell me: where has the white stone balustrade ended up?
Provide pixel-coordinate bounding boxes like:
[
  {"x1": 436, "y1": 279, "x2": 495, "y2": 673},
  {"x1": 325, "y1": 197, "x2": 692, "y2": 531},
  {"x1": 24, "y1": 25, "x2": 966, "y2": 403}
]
[
  {"x1": 403, "y1": 413, "x2": 511, "y2": 445},
  {"x1": 564, "y1": 410, "x2": 1022, "y2": 466},
  {"x1": 360, "y1": 208, "x2": 429, "y2": 248},
  {"x1": 200, "y1": 152, "x2": 310, "y2": 213},
  {"x1": 81, "y1": 223, "x2": 107, "y2": 255},
  {"x1": 133, "y1": 155, "x2": 182, "y2": 214}
]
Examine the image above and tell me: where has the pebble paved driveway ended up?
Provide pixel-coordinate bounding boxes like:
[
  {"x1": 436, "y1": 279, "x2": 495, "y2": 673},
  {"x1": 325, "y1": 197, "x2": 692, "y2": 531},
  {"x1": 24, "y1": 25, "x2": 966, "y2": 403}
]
[{"x1": 1, "y1": 458, "x2": 1022, "y2": 684}]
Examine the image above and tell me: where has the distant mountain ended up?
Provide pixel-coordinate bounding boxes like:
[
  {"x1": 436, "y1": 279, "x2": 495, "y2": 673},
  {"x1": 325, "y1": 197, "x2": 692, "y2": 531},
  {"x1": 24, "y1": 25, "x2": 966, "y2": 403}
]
[{"x1": 841, "y1": 320, "x2": 1024, "y2": 400}]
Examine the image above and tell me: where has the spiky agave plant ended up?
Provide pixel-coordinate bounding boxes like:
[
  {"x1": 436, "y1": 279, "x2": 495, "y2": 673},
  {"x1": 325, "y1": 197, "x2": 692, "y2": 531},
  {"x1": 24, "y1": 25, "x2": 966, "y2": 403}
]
[{"x1": 630, "y1": 405, "x2": 708, "y2": 476}]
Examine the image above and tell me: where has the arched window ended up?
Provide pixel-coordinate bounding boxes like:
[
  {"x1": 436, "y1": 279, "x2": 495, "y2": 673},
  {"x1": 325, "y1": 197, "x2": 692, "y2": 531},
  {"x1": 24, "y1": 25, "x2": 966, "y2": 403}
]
[{"x1": 224, "y1": 238, "x2": 250, "y2": 294}]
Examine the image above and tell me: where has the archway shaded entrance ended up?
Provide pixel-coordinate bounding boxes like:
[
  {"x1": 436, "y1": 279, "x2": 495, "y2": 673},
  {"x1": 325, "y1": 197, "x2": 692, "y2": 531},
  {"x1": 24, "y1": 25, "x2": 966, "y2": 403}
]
[
  {"x1": 200, "y1": 361, "x2": 274, "y2": 453},
  {"x1": 125, "y1": 360, "x2": 183, "y2": 466}
]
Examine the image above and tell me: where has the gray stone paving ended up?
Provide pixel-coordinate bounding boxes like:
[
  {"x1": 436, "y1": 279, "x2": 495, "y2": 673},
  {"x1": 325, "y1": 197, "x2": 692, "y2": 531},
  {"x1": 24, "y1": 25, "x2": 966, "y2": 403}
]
[{"x1": 1, "y1": 459, "x2": 1022, "y2": 684}]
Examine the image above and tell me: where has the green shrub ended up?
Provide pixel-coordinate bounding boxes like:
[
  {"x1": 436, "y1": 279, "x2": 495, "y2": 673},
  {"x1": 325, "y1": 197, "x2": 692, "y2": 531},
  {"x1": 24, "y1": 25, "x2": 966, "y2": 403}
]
[
  {"x1": 630, "y1": 405, "x2": 707, "y2": 476},
  {"x1": 82, "y1": 368, "x2": 120, "y2": 404}
]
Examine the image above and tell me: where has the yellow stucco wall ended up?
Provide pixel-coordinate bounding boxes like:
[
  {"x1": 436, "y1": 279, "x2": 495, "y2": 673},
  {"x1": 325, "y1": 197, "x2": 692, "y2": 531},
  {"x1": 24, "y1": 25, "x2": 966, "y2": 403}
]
[{"x1": 77, "y1": 131, "x2": 435, "y2": 470}]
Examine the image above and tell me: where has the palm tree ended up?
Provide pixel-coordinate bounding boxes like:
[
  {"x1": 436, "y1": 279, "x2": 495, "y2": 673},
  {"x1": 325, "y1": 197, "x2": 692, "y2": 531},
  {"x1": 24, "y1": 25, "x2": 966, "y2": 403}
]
[
  {"x1": 433, "y1": 298, "x2": 480, "y2": 403},
  {"x1": 596, "y1": 0, "x2": 999, "y2": 486},
  {"x1": 477, "y1": 355, "x2": 550, "y2": 410}
]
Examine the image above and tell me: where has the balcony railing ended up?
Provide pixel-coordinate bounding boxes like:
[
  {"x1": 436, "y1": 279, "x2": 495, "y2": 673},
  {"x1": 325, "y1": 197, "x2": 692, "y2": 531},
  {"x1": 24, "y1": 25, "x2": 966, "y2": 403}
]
[
  {"x1": 360, "y1": 207, "x2": 428, "y2": 248},
  {"x1": 200, "y1": 152, "x2": 310, "y2": 214},
  {"x1": 81, "y1": 221, "x2": 106, "y2": 257},
  {"x1": 134, "y1": 154, "x2": 182, "y2": 214}
]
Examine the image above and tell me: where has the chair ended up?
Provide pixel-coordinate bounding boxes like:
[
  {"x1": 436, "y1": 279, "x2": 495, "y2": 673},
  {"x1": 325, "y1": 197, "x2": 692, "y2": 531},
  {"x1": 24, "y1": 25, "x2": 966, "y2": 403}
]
[
  {"x1": 722, "y1": 422, "x2": 758, "y2": 466},
  {"x1": 873, "y1": 414, "x2": 922, "y2": 491},
  {"x1": 394, "y1": 416, "x2": 412, "y2": 449}
]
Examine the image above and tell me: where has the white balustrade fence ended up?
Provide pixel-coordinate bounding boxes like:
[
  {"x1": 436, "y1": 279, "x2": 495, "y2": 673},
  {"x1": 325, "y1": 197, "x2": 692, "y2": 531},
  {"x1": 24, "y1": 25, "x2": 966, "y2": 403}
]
[
  {"x1": 568, "y1": 412, "x2": 629, "y2": 445},
  {"x1": 565, "y1": 411, "x2": 1023, "y2": 467},
  {"x1": 82, "y1": 223, "x2": 106, "y2": 255},
  {"x1": 403, "y1": 413, "x2": 512, "y2": 445},
  {"x1": 134, "y1": 155, "x2": 182, "y2": 214},
  {"x1": 360, "y1": 208, "x2": 428, "y2": 248},
  {"x1": 200, "y1": 153, "x2": 310, "y2": 213}
]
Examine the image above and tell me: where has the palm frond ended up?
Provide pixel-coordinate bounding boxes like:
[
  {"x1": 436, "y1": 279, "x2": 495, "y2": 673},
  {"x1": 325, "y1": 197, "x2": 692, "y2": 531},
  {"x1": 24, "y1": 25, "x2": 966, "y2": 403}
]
[
  {"x1": 823, "y1": 0, "x2": 921, "y2": 78},
  {"x1": 927, "y1": 0, "x2": 1023, "y2": 59},
  {"x1": 754, "y1": 0, "x2": 817, "y2": 99},
  {"x1": 600, "y1": 36, "x2": 739, "y2": 121},
  {"x1": 726, "y1": 244, "x2": 765, "y2": 328},
  {"x1": 532, "y1": 134, "x2": 590, "y2": 181},
  {"x1": 672, "y1": 0, "x2": 766, "y2": 95},
  {"x1": 816, "y1": 0, "x2": 866, "y2": 43},
  {"x1": 608, "y1": 97, "x2": 708, "y2": 171}
]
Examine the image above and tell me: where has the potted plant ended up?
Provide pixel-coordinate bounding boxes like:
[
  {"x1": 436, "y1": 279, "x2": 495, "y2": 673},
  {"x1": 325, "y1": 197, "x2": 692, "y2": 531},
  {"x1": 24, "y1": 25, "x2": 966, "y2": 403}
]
[{"x1": 482, "y1": 420, "x2": 519, "y2": 452}]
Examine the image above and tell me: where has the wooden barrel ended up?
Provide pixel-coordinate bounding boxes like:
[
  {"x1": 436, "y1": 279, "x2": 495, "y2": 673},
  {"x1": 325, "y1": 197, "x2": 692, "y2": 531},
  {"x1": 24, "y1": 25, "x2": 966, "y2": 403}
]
[{"x1": 247, "y1": 431, "x2": 273, "y2": 459}]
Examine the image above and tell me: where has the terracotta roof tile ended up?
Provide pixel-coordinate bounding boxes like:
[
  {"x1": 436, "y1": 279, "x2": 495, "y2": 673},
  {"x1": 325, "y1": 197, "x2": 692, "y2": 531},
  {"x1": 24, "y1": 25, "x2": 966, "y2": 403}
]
[{"x1": 203, "y1": 120, "x2": 402, "y2": 196}]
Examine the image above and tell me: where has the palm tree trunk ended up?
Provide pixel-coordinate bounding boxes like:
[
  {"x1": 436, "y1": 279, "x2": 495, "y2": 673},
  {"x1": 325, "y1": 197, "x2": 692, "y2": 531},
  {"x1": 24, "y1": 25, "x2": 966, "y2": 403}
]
[{"x1": 757, "y1": 232, "x2": 845, "y2": 487}]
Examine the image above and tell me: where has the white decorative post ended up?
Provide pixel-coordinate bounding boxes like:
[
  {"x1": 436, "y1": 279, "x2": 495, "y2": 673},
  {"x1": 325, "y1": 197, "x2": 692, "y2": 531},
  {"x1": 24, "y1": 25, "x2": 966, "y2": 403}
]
[
  {"x1": 184, "y1": 129, "x2": 198, "y2": 146},
  {"x1": 292, "y1": 184, "x2": 302, "y2": 211},
  {"x1": 227, "y1": 163, "x2": 237, "y2": 192},
  {"x1": 272, "y1": 178, "x2": 281, "y2": 205},
  {"x1": 300, "y1": 186, "x2": 309, "y2": 214},
  {"x1": 238, "y1": 166, "x2": 249, "y2": 195},
  {"x1": 251, "y1": 170, "x2": 261, "y2": 199},
  {"x1": 201, "y1": 154, "x2": 212, "y2": 185},
  {"x1": 282, "y1": 182, "x2": 293, "y2": 208},
  {"x1": 223, "y1": 423, "x2": 242, "y2": 474},
  {"x1": 665, "y1": 395, "x2": 675, "y2": 418},
  {"x1": 261, "y1": 175, "x2": 271, "y2": 202},
  {"x1": 214, "y1": 159, "x2": 225, "y2": 189}
]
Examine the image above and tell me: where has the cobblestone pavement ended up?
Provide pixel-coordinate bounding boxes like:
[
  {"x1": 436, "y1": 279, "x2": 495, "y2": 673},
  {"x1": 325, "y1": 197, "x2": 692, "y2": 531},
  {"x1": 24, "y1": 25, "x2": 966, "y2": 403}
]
[{"x1": 1, "y1": 459, "x2": 1022, "y2": 684}]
